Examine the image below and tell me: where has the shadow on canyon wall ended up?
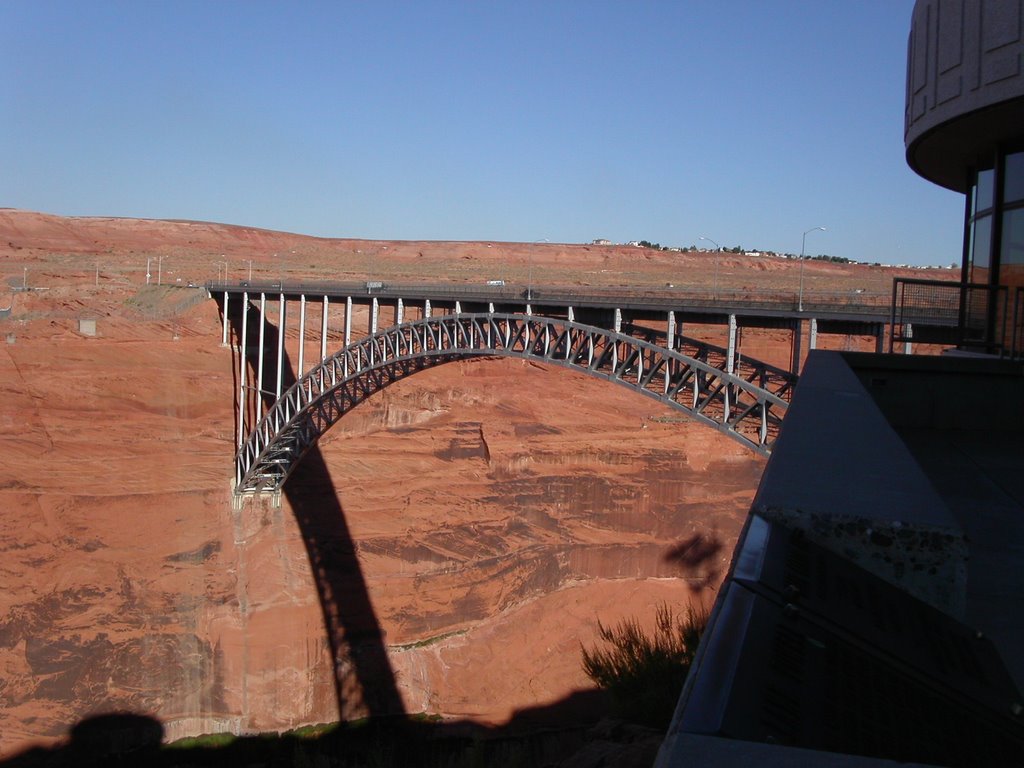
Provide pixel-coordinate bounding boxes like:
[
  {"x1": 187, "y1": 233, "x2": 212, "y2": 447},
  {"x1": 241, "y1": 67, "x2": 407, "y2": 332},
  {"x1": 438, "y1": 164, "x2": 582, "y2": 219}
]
[
  {"x1": 663, "y1": 532, "x2": 724, "y2": 593},
  {"x1": 1, "y1": 300, "x2": 717, "y2": 766},
  {"x1": 227, "y1": 299, "x2": 404, "y2": 720},
  {"x1": 0, "y1": 688, "x2": 665, "y2": 768}
]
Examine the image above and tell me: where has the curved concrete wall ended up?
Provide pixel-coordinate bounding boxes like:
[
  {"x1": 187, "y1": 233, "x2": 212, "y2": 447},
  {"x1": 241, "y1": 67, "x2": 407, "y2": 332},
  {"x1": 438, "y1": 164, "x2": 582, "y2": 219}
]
[{"x1": 905, "y1": 0, "x2": 1024, "y2": 191}]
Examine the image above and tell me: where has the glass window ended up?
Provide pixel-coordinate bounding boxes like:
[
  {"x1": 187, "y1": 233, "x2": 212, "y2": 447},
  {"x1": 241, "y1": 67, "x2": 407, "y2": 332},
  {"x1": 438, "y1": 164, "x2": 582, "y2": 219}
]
[
  {"x1": 976, "y1": 168, "x2": 995, "y2": 213},
  {"x1": 999, "y1": 209, "x2": 1024, "y2": 302},
  {"x1": 1004, "y1": 152, "x2": 1024, "y2": 204},
  {"x1": 1001, "y1": 208, "x2": 1024, "y2": 265},
  {"x1": 969, "y1": 213, "x2": 992, "y2": 282}
]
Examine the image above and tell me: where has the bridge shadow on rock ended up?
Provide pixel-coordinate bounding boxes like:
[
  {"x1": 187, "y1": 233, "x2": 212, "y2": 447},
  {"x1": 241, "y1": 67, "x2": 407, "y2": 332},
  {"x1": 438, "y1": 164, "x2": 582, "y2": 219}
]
[
  {"x1": 0, "y1": 690, "x2": 668, "y2": 768},
  {"x1": 663, "y1": 532, "x2": 725, "y2": 594},
  {"x1": 227, "y1": 301, "x2": 405, "y2": 722}
]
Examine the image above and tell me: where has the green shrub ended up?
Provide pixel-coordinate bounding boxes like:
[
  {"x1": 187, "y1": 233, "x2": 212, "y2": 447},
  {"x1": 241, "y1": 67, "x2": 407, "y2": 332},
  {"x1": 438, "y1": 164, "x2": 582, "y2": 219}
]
[{"x1": 581, "y1": 603, "x2": 708, "y2": 729}]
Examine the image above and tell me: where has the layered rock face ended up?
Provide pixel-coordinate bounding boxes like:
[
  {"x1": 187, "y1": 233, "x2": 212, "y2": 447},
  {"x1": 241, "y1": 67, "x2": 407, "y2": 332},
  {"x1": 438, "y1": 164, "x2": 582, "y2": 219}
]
[
  {"x1": 3, "y1": 209, "x2": 930, "y2": 754},
  {"x1": 0, "y1": 289, "x2": 762, "y2": 754},
  {"x1": 4, "y1": 210, "x2": 950, "y2": 757}
]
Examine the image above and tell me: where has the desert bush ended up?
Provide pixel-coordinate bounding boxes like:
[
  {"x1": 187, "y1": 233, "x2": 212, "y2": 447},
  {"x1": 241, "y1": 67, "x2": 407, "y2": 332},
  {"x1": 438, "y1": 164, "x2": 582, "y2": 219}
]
[{"x1": 581, "y1": 603, "x2": 708, "y2": 729}]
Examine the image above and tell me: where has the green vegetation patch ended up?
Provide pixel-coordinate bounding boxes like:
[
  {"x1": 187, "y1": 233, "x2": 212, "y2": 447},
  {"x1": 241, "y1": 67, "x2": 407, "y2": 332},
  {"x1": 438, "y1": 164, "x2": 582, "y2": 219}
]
[{"x1": 581, "y1": 602, "x2": 708, "y2": 729}]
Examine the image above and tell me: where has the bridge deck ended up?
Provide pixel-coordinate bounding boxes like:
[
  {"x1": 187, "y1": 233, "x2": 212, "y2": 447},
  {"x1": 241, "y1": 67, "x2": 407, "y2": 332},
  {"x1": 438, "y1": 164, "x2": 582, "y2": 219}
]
[{"x1": 210, "y1": 279, "x2": 957, "y2": 327}]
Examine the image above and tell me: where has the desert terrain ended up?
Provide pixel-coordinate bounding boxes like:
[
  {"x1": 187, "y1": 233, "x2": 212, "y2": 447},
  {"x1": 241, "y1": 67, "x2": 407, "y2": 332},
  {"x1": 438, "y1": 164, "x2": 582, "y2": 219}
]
[{"x1": 0, "y1": 210, "x2": 953, "y2": 754}]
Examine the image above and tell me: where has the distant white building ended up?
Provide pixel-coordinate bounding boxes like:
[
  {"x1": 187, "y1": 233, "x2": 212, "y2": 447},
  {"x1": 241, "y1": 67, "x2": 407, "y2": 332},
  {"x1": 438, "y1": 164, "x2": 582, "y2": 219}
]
[{"x1": 592, "y1": 238, "x2": 612, "y2": 246}]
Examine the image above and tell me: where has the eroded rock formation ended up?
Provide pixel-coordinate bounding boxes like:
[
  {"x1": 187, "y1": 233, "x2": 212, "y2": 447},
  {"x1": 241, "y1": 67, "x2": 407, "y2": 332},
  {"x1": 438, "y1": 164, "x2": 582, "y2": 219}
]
[{"x1": 2, "y1": 209, "x2": 937, "y2": 754}]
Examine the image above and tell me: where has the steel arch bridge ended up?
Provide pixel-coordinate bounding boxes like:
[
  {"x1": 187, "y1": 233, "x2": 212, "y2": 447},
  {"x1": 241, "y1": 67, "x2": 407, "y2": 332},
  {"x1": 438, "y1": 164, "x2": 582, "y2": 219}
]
[{"x1": 235, "y1": 312, "x2": 794, "y2": 494}]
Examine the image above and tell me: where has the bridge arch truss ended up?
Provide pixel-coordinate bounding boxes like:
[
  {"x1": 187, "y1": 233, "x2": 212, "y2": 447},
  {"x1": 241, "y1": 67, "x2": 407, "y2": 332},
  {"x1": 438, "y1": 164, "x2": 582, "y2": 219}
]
[{"x1": 235, "y1": 312, "x2": 792, "y2": 494}]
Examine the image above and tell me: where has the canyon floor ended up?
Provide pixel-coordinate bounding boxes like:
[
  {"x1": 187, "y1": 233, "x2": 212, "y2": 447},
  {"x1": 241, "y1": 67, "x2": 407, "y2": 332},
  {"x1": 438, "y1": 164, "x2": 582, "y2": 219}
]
[{"x1": 0, "y1": 210, "x2": 953, "y2": 757}]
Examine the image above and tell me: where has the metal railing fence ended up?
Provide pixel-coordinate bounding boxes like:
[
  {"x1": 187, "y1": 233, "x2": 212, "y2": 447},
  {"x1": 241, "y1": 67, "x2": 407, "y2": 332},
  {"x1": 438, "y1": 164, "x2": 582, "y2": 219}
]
[{"x1": 890, "y1": 277, "x2": 1017, "y2": 356}]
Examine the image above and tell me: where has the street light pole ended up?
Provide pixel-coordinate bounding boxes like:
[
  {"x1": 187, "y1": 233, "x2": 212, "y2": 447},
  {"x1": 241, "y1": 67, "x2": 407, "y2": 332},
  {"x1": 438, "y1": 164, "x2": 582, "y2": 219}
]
[
  {"x1": 247, "y1": 259, "x2": 253, "y2": 282},
  {"x1": 798, "y1": 226, "x2": 826, "y2": 312},
  {"x1": 699, "y1": 236, "x2": 721, "y2": 300},
  {"x1": 157, "y1": 255, "x2": 165, "y2": 286}
]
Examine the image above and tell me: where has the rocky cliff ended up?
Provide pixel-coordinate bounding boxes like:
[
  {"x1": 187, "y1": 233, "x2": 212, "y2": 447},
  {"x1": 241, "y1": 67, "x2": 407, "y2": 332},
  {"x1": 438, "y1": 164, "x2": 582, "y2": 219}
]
[
  {"x1": 1, "y1": 210, "x2": 937, "y2": 754},
  {"x1": 0, "y1": 281, "x2": 761, "y2": 756}
]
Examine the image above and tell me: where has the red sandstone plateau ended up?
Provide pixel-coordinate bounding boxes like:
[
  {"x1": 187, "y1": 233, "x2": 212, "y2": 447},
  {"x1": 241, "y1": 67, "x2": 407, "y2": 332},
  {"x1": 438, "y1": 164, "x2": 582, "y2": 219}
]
[{"x1": 0, "y1": 210, "x2": 952, "y2": 754}]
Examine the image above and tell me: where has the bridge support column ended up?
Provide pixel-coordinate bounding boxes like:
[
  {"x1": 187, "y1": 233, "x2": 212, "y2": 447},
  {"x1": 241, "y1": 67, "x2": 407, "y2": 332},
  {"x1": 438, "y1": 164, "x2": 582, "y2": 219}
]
[
  {"x1": 665, "y1": 311, "x2": 676, "y2": 394},
  {"x1": 424, "y1": 299, "x2": 432, "y2": 319},
  {"x1": 257, "y1": 293, "x2": 267, "y2": 404},
  {"x1": 298, "y1": 294, "x2": 307, "y2": 377},
  {"x1": 395, "y1": 298, "x2": 404, "y2": 325},
  {"x1": 903, "y1": 323, "x2": 913, "y2": 354},
  {"x1": 345, "y1": 297, "x2": 353, "y2": 346},
  {"x1": 320, "y1": 296, "x2": 329, "y2": 362},
  {"x1": 221, "y1": 291, "x2": 229, "y2": 347},
  {"x1": 455, "y1": 300, "x2": 462, "y2": 315},
  {"x1": 488, "y1": 302, "x2": 495, "y2": 314},
  {"x1": 565, "y1": 308, "x2": 574, "y2": 359},
  {"x1": 276, "y1": 293, "x2": 286, "y2": 398},
  {"x1": 613, "y1": 308, "x2": 622, "y2": 368},
  {"x1": 791, "y1": 318, "x2": 802, "y2": 375},
  {"x1": 237, "y1": 292, "x2": 249, "y2": 456},
  {"x1": 370, "y1": 297, "x2": 379, "y2": 335},
  {"x1": 727, "y1": 314, "x2": 737, "y2": 374},
  {"x1": 875, "y1": 322, "x2": 885, "y2": 353},
  {"x1": 809, "y1": 317, "x2": 818, "y2": 351}
]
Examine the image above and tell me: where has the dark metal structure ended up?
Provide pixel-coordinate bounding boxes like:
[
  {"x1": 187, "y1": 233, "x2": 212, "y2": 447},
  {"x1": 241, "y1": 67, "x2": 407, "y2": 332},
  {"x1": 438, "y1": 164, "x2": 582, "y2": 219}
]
[
  {"x1": 209, "y1": 277, "x2": 973, "y2": 496},
  {"x1": 234, "y1": 312, "x2": 793, "y2": 493},
  {"x1": 889, "y1": 276, "x2": 1017, "y2": 352}
]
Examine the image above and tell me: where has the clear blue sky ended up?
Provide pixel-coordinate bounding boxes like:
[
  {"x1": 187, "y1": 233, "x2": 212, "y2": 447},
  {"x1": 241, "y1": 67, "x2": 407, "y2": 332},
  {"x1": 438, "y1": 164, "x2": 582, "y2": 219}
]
[{"x1": 1, "y1": 1, "x2": 963, "y2": 266}]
